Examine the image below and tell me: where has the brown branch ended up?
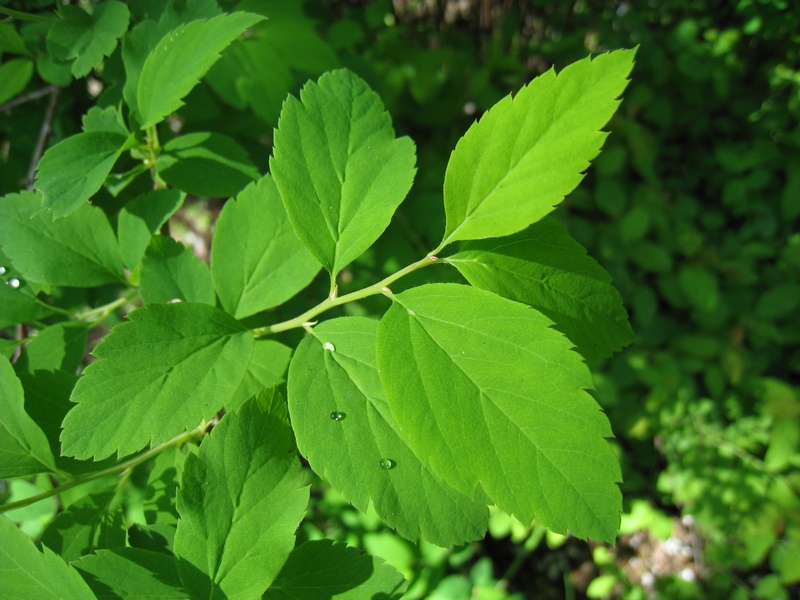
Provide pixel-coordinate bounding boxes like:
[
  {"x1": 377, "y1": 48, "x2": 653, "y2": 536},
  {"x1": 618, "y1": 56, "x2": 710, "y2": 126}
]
[{"x1": 25, "y1": 86, "x2": 60, "y2": 190}]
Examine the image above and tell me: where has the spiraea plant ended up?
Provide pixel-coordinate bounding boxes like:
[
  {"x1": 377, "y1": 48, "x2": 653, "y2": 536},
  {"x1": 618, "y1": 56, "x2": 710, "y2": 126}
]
[{"x1": 0, "y1": 3, "x2": 635, "y2": 597}]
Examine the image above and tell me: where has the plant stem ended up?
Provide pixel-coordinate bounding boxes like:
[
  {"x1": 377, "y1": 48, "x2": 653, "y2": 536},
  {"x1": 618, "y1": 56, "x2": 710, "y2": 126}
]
[
  {"x1": 77, "y1": 289, "x2": 140, "y2": 323},
  {"x1": 0, "y1": 429, "x2": 198, "y2": 514},
  {"x1": 253, "y1": 247, "x2": 445, "y2": 337},
  {"x1": 0, "y1": 7, "x2": 57, "y2": 22}
]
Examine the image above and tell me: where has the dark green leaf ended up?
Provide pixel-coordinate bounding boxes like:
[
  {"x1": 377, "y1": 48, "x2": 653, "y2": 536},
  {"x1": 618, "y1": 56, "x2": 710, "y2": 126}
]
[
  {"x1": 0, "y1": 515, "x2": 95, "y2": 600},
  {"x1": 288, "y1": 317, "x2": 488, "y2": 545},
  {"x1": 264, "y1": 540, "x2": 407, "y2": 600},
  {"x1": 271, "y1": 69, "x2": 417, "y2": 275},
  {"x1": 0, "y1": 191, "x2": 125, "y2": 286},
  {"x1": 174, "y1": 392, "x2": 308, "y2": 599},
  {"x1": 0, "y1": 23, "x2": 29, "y2": 55},
  {"x1": 376, "y1": 284, "x2": 622, "y2": 542},
  {"x1": 143, "y1": 445, "x2": 187, "y2": 525},
  {"x1": 73, "y1": 548, "x2": 188, "y2": 599},
  {"x1": 61, "y1": 302, "x2": 254, "y2": 460},
  {"x1": 0, "y1": 278, "x2": 53, "y2": 329},
  {"x1": 117, "y1": 189, "x2": 184, "y2": 271},
  {"x1": 139, "y1": 235, "x2": 215, "y2": 305},
  {"x1": 0, "y1": 58, "x2": 34, "y2": 105},
  {"x1": 446, "y1": 218, "x2": 634, "y2": 359},
  {"x1": 211, "y1": 176, "x2": 320, "y2": 318},
  {"x1": 128, "y1": 523, "x2": 176, "y2": 556},
  {"x1": 15, "y1": 322, "x2": 89, "y2": 374}
]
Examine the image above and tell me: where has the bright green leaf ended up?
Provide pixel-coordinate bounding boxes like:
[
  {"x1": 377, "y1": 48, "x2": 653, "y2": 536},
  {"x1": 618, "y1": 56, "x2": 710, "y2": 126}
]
[
  {"x1": 442, "y1": 49, "x2": 635, "y2": 245},
  {"x1": 376, "y1": 283, "x2": 622, "y2": 543},
  {"x1": 46, "y1": 2, "x2": 130, "y2": 78},
  {"x1": 0, "y1": 191, "x2": 125, "y2": 286},
  {"x1": 229, "y1": 339, "x2": 293, "y2": 411},
  {"x1": 15, "y1": 322, "x2": 89, "y2": 374},
  {"x1": 264, "y1": 540, "x2": 407, "y2": 600},
  {"x1": 73, "y1": 548, "x2": 188, "y2": 598},
  {"x1": 0, "y1": 515, "x2": 96, "y2": 600},
  {"x1": 211, "y1": 176, "x2": 320, "y2": 318},
  {"x1": 271, "y1": 69, "x2": 417, "y2": 275},
  {"x1": 117, "y1": 189, "x2": 184, "y2": 271},
  {"x1": 40, "y1": 489, "x2": 126, "y2": 562},
  {"x1": 0, "y1": 354, "x2": 56, "y2": 478},
  {"x1": 82, "y1": 105, "x2": 129, "y2": 137},
  {"x1": 140, "y1": 235, "x2": 216, "y2": 305},
  {"x1": 157, "y1": 132, "x2": 260, "y2": 198},
  {"x1": 174, "y1": 392, "x2": 308, "y2": 599},
  {"x1": 0, "y1": 58, "x2": 34, "y2": 105},
  {"x1": 35, "y1": 131, "x2": 133, "y2": 218},
  {"x1": 137, "y1": 12, "x2": 265, "y2": 129},
  {"x1": 288, "y1": 317, "x2": 488, "y2": 545},
  {"x1": 61, "y1": 302, "x2": 254, "y2": 460},
  {"x1": 446, "y1": 218, "x2": 634, "y2": 359}
]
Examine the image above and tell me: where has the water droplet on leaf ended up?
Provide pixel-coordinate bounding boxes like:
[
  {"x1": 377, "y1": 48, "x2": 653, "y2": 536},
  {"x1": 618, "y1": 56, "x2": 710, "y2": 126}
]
[
  {"x1": 379, "y1": 458, "x2": 396, "y2": 470},
  {"x1": 0, "y1": 266, "x2": 6, "y2": 275},
  {"x1": 330, "y1": 411, "x2": 346, "y2": 421},
  {"x1": 7, "y1": 278, "x2": 20, "y2": 289},
  {"x1": 323, "y1": 342, "x2": 335, "y2": 352}
]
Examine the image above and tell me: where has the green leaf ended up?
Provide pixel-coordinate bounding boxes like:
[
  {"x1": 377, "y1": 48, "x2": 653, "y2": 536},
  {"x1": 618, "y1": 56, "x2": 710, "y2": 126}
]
[
  {"x1": 0, "y1": 354, "x2": 56, "y2": 478},
  {"x1": 678, "y1": 265, "x2": 720, "y2": 313},
  {"x1": 446, "y1": 218, "x2": 634, "y2": 360},
  {"x1": 0, "y1": 515, "x2": 96, "y2": 600},
  {"x1": 143, "y1": 445, "x2": 187, "y2": 525},
  {"x1": 211, "y1": 176, "x2": 320, "y2": 318},
  {"x1": 229, "y1": 339, "x2": 293, "y2": 411},
  {"x1": 0, "y1": 191, "x2": 125, "y2": 286},
  {"x1": 264, "y1": 540, "x2": 407, "y2": 600},
  {"x1": 117, "y1": 189, "x2": 184, "y2": 271},
  {"x1": 0, "y1": 23, "x2": 29, "y2": 55},
  {"x1": 288, "y1": 317, "x2": 488, "y2": 545},
  {"x1": 128, "y1": 523, "x2": 176, "y2": 555},
  {"x1": 0, "y1": 278, "x2": 53, "y2": 329},
  {"x1": 73, "y1": 548, "x2": 188, "y2": 599},
  {"x1": 82, "y1": 105, "x2": 130, "y2": 137},
  {"x1": 0, "y1": 58, "x2": 34, "y2": 105},
  {"x1": 140, "y1": 235, "x2": 216, "y2": 305},
  {"x1": 376, "y1": 283, "x2": 622, "y2": 543},
  {"x1": 174, "y1": 392, "x2": 308, "y2": 599},
  {"x1": 157, "y1": 132, "x2": 260, "y2": 198},
  {"x1": 137, "y1": 12, "x2": 265, "y2": 129},
  {"x1": 271, "y1": 69, "x2": 417, "y2": 275},
  {"x1": 46, "y1": 2, "x2": 130, "y2": 78},
  {"x1": 15, "y1": 322, "x2": 89, "y2": 374},
  {"x1": 441, "y1": 49, "x2": 636, "y2": 245},
  {"x1": 61, "y1": 302, "x2": 254, "y2": 460},
  {"x1": 35, "y1": 131, "x2": 133, "y2": 218},
  {"x1": 40, "y1": 489, "x2": 126, "y2": 562}
]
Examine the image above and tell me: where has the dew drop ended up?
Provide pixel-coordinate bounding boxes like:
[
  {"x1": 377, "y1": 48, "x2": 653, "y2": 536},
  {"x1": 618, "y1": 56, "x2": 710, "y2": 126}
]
[
  {"x1": 0, "y1": 266, "x2": 6, "y2": 275},
  {"x1": 379, "y1": 458, "x2": 396, "y2": 470},
  {"x1": 407, "y1": 309, "x2": 416, "y2": 316},
  {"x1": 323, "y1": 342, "x2": 335, "y2": 352},
  {"x1": 330, "y1": 411, "x2": 346, "y2": 421},
  {"x1": 7, "y1": 278, "x2": 20, "y2": 289}
]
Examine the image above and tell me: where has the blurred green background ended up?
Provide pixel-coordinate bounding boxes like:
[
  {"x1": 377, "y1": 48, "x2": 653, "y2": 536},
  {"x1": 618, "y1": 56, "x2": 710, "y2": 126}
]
[{"x1": 2, "y1": 0, "x2": 799, "y2": 598}]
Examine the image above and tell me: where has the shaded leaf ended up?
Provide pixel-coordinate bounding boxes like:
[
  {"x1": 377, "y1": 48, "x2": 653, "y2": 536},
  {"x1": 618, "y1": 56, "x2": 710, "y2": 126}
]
[
  {"x1": 137, "y1": 12, "x2": 265, "y2": 129},
  {"x1": 61, "y1": 302, "x2": 254, "y2": 460},
  {"x1": 0, "y1": 58, "x2": 34, "y2": 105},
  {"x1": 442, "y1": 49, "x2": 635, "y2": 245},
  {"x1": 447, "y1": 218, "x2": 634, "y2": 359},
  {"x1": 376, "y1": 283, "x2": 622, "y2": 542},
  {"x1": 0, "y1": 515, "x2": 95, "y2": 600},
  {"x1": 264, "y1": 540, "x2": 406, "y2": 600},
  {"x1": 15, "y1": 321, "x2": 89, "y2": 374},
  {"x1": 288, "y1": 317, "x2": 488, "y2": 545},
  {"x1": 174, "y1": 392, "x2": 308, "y2": 599},
  {"x1": 211, "y1": 176, "x2": 320, "y2": 318},
  {"x1": 140, "y1": 235, "x2": 215, "y2": 305},
  {"x1": 117, "y1": 189, "x2": 184, "y2": 271},
  {"x1": 73, "y1": 548, "x2": 188, "y2": 599},
  {"x1": 142, "y1": 444, "x2": 187, "y2": 525},
  {"x1": 0, "y1": 192, "x2": 125, "y2": 286},
  {"x1": 271, "y1": 69, "x2": 417, "y2": 275},
  {"x1": 0, "y1": 277, "x2": 53, "y2": 329}
]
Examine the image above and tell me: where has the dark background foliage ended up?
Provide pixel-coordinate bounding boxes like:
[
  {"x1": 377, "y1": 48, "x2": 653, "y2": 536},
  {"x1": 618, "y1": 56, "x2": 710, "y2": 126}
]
[{"x1": 1, "y1": 0, "x2": 798, "y2": 598}]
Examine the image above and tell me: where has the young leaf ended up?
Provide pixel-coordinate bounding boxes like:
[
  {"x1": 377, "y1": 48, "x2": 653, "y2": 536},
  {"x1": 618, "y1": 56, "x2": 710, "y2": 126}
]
[
  {"x1": 264, "y1": 540, "x2": 407, "y2": 600},
  {"x1": 288, "y1": 317, "x2": 488, "y2": 546},
  {"x1": 35, "y1": 130, "x2": 134, "y2": 218},
  {"x1": 174, "y1": 392, "x2": 309, "y2": 599},
  {"x1": 0, "y1": 58, "x2": 34, "y2": 105},
  {"x1": 117, "y1": 189, "x2": 184, "y2": 271},
  {"x1": 45, "y1": 1, "x2": 130, "y2": 78},
  {"x1": 139, "y1": 235, "x2": 216, "y2": 305},
  {"x1": 61, "y1": 302, "x2": 254, "y2": 460},
  {"x1": 271, "y1": 69, "x2": 417, "y2": 276},
  {"x1": 229, "y1": 339, "x2": 293, "y2": 411},
  {"x1": 0, "y1": 354, "x2": 56, "y2": 478},
  {"x1": 0, "y1": 515, "x2": 96, "y2": 600},
  {"x1": 0, "y1": 192, "x2": 125, "y2": 286},
  {"x1": 14, "y1": 321, "x2": 89, "y2": 374},
  {"x1": 40, "y1": 489, "x2": 126, "y2": 562},
  {"x1": 211, "y1": 175, "x2": 320, "y2": 319},
  {"x1": 73, "y1": 548, "x2": 188, "y2": 599},
  {"x1": 376, "y1": 283, "x2": 622, "y2": 543},
  {"x1": 441, "y1": 49, "x2": 636, "y2": 245},
  {"x1": 446, "y1": 218, "x2": 635, "y2": 359},
  {"x1": 156, "y1": 132, "x2": 260, "y2": 198},
  {"x1": 82, "y1": 105, "x2": 130, "y2": 137},
  {"x1": 137, "y1": 12, "x2": 265, "y2": 129}
]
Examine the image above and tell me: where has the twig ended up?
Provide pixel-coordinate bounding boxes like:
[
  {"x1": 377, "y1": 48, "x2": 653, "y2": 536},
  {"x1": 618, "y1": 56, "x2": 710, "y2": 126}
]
[
  {"x1": 0, "y1": 85, "x2": 57, "y2": 112},
  {"x1": 25, "y1": 86, "x2": 60, "y2": 190}
]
